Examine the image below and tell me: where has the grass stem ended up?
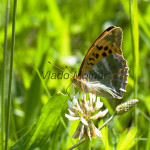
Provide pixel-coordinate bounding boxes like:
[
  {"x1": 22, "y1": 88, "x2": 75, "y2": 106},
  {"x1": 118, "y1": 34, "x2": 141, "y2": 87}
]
[
  {"x1": 1, "y1": 0, "x2": 10, "y2": 150},
  {"x1": 129, "y1": 0, "x2": 139, "y2": 149},
  {"x1": 5, "y1": 0, "x2": 17, "y2": 149}
]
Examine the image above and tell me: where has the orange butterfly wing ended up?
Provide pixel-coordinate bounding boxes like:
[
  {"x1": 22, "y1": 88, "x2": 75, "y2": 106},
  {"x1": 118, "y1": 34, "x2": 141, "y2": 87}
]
[{"x1": 78, "y1": 26, "x2": 123, "y2": 78}]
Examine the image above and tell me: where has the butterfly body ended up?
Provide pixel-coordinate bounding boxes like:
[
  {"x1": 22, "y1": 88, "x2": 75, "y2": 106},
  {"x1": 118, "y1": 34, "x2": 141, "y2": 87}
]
[{"x1": 71, "y1": 26, "x2": 129, "y2": 99}]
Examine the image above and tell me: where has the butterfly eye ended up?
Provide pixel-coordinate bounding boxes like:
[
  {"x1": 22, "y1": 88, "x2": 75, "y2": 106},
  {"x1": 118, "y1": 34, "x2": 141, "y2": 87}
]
[{"x1": 82, "y1": 73, "x2": 88, "y2": 79}]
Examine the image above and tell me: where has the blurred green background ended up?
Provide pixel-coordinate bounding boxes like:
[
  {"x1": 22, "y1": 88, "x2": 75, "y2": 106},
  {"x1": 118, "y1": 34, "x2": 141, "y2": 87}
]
[{"x1": 0, "y1": 0, "x2": 150, "y2": 149}]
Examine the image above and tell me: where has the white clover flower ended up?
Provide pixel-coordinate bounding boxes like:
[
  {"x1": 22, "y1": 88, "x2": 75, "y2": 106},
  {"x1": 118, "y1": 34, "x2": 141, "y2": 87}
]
[{"x1": 65, "y1": 93, "x2": 108, "y2": 140}]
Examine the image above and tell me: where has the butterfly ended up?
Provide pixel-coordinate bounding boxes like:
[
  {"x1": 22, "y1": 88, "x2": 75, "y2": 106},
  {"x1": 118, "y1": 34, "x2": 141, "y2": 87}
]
[{"x1": 71, "y1": 26, "x2": 129, "y2": 99}]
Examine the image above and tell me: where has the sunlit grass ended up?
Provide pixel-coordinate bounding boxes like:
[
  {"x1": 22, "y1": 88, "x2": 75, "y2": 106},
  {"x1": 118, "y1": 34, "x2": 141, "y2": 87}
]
[
  {"x1": 129, "y1": 0, "x2": 139, "y2": 149},
  {"x1": 5, "y1": 0, "x2": 17, "y2": 150},
  {"x1": 1, "y1": 0, "x2": 10, "y2": 149}
]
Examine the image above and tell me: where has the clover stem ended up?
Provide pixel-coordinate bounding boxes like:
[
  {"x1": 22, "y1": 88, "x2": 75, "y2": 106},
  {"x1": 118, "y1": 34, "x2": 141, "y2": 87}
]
[{"x1": 98, "y1": 112, "x2": 116, "y2": 130}]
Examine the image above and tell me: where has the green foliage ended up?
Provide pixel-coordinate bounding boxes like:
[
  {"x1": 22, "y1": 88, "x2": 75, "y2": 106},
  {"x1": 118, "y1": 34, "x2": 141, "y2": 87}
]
[
  {"x1": 0, "y1": 0, "x2": 150, "y2": 150},
  {"x1": 116, "y1": 127, "x2": 138, "y2": 150},
  {"x1": 10, "y1": 93, "x2": 68, "y2": 150}
]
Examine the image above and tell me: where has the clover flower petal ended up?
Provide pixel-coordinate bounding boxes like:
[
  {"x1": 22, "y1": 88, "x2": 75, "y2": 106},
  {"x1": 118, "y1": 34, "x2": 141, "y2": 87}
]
[
  {"x1": 81, "y1": 116, "x2": 88, "y2": 126},
  {"x1": 95, "y1": 97, "x2": 103, "y2": 110},
  {"x1": 90, "y1": 108, "x2": 108, "y2": 120},
  {"x1": 68, "y1": 109, "x2": 76, "y2": 116},
  {"x1": 95, "y1": 127, "x2": 102, "y2": 137},
  {"x1": 79, "y1": 124, "x2": 85, "y2": 140},
  {"x1": 65, "y1": 114, "x2": 79, "y2": 121}
]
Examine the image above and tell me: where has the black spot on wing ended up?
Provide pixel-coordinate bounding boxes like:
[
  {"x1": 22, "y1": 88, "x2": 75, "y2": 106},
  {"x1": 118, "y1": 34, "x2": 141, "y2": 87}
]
[
  {"x1": 92, "y1": 53, "x2": 99, "y2": 58},
  {"x1": 96, "y1": 45, "x2": 103, "y2": 50},
  {"x1": 109, "y1": 50, "x2": 112, "y2": 54},
  {"x1": 89, "y1": 58, "x2": 94, "y2": 61},
  {"x1": 104, "y1": 46, "x2": 108, "y2": 50},
  {"x1": 102, "y1": 52, "x2": 107, "y2": 57},
  {"x1": 87, "y1": 62, "x2": 94, "y2": 65}
]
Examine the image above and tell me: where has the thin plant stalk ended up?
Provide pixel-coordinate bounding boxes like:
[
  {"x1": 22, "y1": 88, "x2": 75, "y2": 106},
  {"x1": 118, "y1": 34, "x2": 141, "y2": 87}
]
[
  {"x1": 5, "y1": 0, "x2": 17, "y2": 150},
  {"x1": 1, "y1": 0, "x2": 10, "y2": 150},
  {"x1": 129, "y1": 0, "x2": 139, "y2": 149}
]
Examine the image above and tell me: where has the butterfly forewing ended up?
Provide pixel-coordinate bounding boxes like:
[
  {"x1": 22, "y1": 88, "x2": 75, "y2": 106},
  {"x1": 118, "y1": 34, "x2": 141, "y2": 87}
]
[{"x1": 78, "y1": 26, "x2": 123, "y2": 77}]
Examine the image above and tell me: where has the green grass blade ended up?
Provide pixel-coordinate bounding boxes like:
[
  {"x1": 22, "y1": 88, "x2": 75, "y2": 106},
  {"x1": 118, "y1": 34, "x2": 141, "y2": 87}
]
[
  {"x1": 35, "y1": 67, "x2": 51, "y2": 99},
  {"x1": 146, "y1": 122, "x2": 150, "y2": 150},
  {"x1": 129, "y1": 1, "x2": 139, "y2": 97},
  {"x1": 23, "y1": 53, "x2": 47, "y2": 127},
  {"x1": 132, "y1": 0, "x2": 139, "y2": 99},
  {"x1": 129, "y1": 1, "x2": 139, "y2": 148},
  {"x1": 5, "y1": 0, "x2": 17, "y2": 149},
  {"x1": 101, "y1": 121, "x2": 112, "y2": 150},
  {"x1": 116, "y1": 127, "x2": 138, "y2": 150},
  {"x1": 9, "y1": 93, "x2": 68, "y2": 150},
  {"x1": 1, "y1": 0, "x2": 10, "y2": 149}
]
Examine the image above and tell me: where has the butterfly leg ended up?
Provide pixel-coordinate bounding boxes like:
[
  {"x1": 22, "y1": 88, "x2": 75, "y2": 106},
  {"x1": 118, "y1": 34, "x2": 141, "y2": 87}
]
[
  {"x1": 80, "y1": 81, "x2": 85, "y2": 94},
  {"x1": 80, "y1": 81, "x2": 88, "y2": 103},
  {"x1": 72, "y1": 85, "x2": 76, "y2": 96}
]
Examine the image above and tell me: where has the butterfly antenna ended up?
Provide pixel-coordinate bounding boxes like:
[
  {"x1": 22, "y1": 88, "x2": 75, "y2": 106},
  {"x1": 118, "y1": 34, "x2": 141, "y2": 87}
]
[
  {"x1": 48, "y1": 61, "x2": 73, "y2": 76},
  {"x1": 49, "y1": 61, "x2": 74, "y2": 100},
  {"x1": 48, "y1": 61, "x2": 65, "y2": 72},
  {"x1": 65, "y1": 66, "x2": 74, "y2": 76}
]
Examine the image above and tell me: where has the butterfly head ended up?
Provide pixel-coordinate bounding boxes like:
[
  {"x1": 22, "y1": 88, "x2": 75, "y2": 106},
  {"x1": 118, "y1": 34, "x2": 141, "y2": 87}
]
[{"x1": 71, "y1": 75, "x2": 78, "y2": 83}]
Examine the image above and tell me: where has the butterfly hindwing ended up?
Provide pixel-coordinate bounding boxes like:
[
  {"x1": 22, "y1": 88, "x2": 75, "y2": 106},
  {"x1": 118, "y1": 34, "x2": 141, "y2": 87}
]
[{"x1": 82, "y1": 53, "x2": 128, "y2": 99}]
